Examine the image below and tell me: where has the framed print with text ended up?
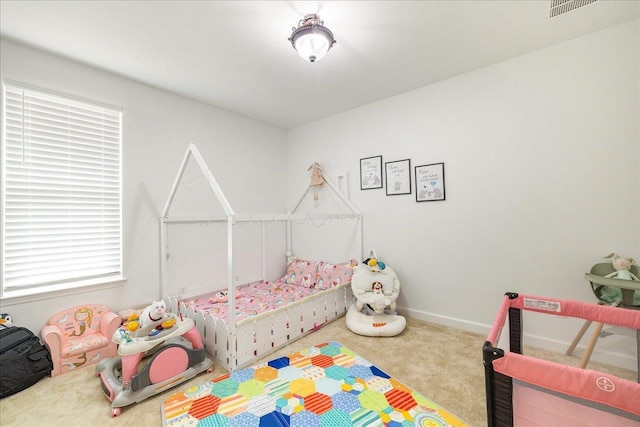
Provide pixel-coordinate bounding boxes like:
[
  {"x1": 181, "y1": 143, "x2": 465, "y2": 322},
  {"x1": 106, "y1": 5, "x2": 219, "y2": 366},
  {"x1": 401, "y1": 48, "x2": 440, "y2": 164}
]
[
  {"x1": 415, "y1": 162, "x2": 445, "y2": 202},
  {"x1": 385, "y1": 159, "x2": 411, "y2": 196},
  {"x1": 360, "y1": 155, "x2": 383, "y2": 190}
]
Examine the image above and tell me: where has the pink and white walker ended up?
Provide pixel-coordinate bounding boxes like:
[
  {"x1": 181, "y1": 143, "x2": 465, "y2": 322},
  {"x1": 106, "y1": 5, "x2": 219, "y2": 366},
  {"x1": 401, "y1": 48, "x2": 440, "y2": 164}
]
[{"x1": 95, "y1": 313, "x2": 212, "y2": 417}]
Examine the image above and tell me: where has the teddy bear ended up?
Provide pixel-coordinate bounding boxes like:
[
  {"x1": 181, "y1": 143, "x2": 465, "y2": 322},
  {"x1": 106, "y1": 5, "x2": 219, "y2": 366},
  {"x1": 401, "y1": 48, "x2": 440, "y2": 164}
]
[{"x1": 603, "y1": 253, "x2": 639, "y2": 281}]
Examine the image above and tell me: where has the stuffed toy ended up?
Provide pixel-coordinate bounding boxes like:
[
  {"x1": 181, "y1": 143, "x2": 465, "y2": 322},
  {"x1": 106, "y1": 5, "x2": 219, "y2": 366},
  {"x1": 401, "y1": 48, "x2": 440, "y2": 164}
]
[
  {"x1": 0, "y1": 313, "x2": 13, "y2": 330},
  {"x1": 209, "y1": 290, "x2": 229, "y2": 303},
  {"x1": 603, "y1": 253, "x2": 639, "y2": 281},
  {"x1": 308, "y1": 162, "x2": 324, "y2": 201},
  {"x1": 208, "y1": 290, "x2": 242, "y2": 303},
  {"x1": 139, "y1": 300, "x2": 167, "y2": 327},
  {"x1": 372, "y1": 282, "x2": 383, "y2": 294}
]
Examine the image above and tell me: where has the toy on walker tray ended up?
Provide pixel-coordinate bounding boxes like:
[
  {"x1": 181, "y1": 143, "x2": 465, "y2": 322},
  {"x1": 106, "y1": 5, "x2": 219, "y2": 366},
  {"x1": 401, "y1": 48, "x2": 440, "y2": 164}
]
[
  {"x1": 95, "y1": 301, "x2": 213, "y2": 417},
  {"x1": 346, "y1": 250, "x2": 406, "y2": 337}
]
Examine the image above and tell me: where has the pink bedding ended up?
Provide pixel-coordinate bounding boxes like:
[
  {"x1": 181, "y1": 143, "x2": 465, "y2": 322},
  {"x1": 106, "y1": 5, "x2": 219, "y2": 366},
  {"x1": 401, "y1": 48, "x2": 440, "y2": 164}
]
[{"x1": 183, "y1": 280, "x2": 322, "y2": 324}]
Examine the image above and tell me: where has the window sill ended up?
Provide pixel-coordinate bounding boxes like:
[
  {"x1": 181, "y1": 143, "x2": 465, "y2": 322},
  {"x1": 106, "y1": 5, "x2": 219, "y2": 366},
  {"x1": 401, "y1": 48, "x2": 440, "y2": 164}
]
[{"x1": 1, "y1": 276, "x2": 127, "y2": 306}]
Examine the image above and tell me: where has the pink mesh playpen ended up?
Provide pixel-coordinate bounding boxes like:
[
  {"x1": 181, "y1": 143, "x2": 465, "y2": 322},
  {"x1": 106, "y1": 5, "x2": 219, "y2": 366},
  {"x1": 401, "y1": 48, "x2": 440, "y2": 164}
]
[{"x1": 484, "y1": 293, "x2": 639, "y2": 427}]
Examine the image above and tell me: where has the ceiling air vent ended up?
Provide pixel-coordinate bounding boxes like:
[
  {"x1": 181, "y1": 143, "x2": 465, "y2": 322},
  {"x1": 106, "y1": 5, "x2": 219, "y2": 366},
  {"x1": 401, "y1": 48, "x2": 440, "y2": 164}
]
[{"x1": 549, "y1": 0, "x2": 597, "y2": 18}]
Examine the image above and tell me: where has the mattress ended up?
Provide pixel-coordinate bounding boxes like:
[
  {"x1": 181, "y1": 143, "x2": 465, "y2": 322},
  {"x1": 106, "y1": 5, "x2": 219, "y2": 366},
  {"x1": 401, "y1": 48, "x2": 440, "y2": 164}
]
[{"x1": 183, "y1": 280, "x2": 323, "y2": 323}]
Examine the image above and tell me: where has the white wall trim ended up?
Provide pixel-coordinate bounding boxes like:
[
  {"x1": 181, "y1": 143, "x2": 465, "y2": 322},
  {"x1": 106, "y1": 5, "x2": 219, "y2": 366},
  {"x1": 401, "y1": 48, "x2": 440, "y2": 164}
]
[{"x1": 398, "y1": 305, "x2": 490, "y2": 335}]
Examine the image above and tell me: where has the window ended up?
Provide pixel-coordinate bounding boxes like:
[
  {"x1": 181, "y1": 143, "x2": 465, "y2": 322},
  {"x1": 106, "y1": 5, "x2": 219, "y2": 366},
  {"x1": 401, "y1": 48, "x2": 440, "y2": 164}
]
[{"x1": 1, "y1": 82, "x2": 123, "y2": 299}]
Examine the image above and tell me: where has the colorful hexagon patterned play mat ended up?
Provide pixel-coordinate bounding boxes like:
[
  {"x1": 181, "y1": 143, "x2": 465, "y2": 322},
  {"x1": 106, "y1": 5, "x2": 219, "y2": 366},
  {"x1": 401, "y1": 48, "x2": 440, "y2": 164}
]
[{"x1": 162, "y1": 341, "x2": 467, "y2": 426}]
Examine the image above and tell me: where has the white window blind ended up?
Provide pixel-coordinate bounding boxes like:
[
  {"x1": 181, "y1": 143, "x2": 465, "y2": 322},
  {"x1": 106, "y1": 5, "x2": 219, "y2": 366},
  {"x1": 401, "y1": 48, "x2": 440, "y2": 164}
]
[{"x1": 1, "y1": 82, "x2": 122, "y2": 297}]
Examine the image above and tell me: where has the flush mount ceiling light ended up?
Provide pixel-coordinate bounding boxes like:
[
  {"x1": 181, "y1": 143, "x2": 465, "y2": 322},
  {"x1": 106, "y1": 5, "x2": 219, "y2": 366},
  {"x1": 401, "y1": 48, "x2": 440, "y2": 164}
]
[{"x1": 289, "y1": 14, "x2": 336, "y2": 63}]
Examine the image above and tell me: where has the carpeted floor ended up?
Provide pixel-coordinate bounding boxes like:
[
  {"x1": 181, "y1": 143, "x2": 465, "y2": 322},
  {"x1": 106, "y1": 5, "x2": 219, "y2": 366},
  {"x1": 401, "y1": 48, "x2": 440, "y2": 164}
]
[{"x1": 0, "y1": 317, "x2": 635, "y2": 426}]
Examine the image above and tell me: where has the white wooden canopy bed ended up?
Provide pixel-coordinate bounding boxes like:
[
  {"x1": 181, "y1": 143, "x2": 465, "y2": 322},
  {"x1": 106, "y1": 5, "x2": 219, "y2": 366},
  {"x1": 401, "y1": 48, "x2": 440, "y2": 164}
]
[{"x1": 161, "y1": 143, "x2": 362, "y2": 371}]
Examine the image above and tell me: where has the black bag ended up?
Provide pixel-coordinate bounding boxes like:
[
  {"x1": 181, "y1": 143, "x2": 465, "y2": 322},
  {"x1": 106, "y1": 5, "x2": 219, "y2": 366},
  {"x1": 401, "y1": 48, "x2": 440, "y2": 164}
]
[{"x1": 0, "y1": 326, "x2": 53, "y2": 398}]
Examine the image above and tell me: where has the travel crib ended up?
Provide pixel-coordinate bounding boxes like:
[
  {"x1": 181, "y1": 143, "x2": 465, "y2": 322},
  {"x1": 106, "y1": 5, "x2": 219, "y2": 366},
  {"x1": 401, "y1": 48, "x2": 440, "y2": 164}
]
[{"x1": 483, "y1": 292, "x2": 639, "y2": 427}]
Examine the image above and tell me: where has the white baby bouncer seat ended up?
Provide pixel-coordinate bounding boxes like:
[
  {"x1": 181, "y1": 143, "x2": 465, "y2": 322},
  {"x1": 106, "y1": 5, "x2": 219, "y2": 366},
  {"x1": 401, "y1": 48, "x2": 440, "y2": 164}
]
[{"x1": 346, "y1": 252, "x2": 407, "y2": 336}]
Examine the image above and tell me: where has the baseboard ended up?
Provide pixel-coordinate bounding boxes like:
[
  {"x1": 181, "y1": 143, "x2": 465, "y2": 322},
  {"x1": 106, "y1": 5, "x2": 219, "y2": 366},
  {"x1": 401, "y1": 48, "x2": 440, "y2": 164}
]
[
  {"x1": 399, "y1": 305, "x2": 490, "y2": 336},
  {"x1": 398, "y1": 305, "x2": 638, "y2": 372}
]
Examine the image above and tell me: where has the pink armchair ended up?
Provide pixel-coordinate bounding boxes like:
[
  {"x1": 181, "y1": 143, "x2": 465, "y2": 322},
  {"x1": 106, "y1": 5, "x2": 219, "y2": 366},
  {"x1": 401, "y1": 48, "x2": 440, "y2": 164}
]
[{"x1": 40, "y1": 304, "x2": 121, "y2": 377}]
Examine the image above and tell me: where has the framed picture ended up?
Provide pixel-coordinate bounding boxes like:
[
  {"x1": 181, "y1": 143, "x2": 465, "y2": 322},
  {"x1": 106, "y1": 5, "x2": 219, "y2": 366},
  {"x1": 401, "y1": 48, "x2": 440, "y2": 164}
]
[
  {"x1": 385, "y1": 159, "x2": 411, "y2": 195},
  {"x1": 360, "y1": 155, "x2": 383, "y2": 190},
  {"x1": 415, "y1": 162, "x2": 445, "y2": 202}
]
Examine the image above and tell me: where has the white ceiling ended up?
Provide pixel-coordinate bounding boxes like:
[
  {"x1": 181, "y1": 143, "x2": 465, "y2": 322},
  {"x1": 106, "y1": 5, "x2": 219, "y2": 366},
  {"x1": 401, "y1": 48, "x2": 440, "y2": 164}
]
[{"x1": 1, "y1": 1, "x2": 638, "y2": 129}]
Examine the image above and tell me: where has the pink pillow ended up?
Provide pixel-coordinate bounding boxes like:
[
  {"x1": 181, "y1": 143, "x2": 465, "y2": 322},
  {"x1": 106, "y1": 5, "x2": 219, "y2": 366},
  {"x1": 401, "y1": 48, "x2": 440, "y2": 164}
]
[
  {"x1": 282, "y1": 260, "x2": 320, "y2": 288},
  {"x1": 315, "y1": 259, "x2": 358, "y2": 290}
]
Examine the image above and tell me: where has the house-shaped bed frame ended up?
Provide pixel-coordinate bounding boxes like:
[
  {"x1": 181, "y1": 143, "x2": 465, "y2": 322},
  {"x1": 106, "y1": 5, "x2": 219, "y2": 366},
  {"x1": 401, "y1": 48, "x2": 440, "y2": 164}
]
[{"x1": 160, "y1": 142, "x2": 363, "y2": 371}]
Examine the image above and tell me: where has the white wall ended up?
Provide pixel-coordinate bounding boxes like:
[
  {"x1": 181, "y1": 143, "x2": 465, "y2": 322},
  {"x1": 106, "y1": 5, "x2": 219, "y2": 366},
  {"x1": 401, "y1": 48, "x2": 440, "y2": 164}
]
[
  {"x1": 0, "y1": 39, "x2": 288, "y2": 332},
  {"x1": 286, "y1": 20, "x2": 640, "y2": 369},
  {"x1": 1, "y1": 19, "x2": 638, "y2": 370}
]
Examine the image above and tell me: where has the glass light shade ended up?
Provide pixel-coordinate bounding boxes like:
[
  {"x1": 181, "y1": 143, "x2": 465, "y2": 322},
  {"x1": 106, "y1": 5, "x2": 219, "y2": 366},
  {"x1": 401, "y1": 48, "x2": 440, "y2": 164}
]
[
  {"x1": 289, "y1": 15, "x2": 336, "y2": 63},
  {"x1": 294, "y1": 29, "x2": 332, "y2": 62}
]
